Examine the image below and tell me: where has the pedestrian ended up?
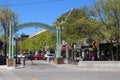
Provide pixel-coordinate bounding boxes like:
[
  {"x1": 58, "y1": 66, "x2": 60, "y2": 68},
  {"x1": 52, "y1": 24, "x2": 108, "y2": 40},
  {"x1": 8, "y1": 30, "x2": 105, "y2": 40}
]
[
  {"x1": 79, "y1": 55, "x2": 83, "y2": 61},
  {"x1": 91, "y1": 56, "x2": 95, "y2": 61},
  {"x1": 29, "y1": 54, "x2": 34, "y2": 64}
]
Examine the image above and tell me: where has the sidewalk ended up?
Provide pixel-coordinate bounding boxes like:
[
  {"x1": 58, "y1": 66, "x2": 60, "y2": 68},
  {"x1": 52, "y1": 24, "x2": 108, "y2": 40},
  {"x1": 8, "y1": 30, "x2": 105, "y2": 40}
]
[
  {"x1": 44, "y1": 60, "x2": 120, "y2": 72},
  {"x1": 0, "y1": 65, "x2": 7, "y2": 70},
  {"x1": 1, "y1": 60, "x2": 120, "y2": 71}
]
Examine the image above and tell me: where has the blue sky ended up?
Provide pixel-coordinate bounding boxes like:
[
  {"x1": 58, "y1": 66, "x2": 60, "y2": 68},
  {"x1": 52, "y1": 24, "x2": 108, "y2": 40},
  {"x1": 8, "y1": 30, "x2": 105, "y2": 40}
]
[{"x1": 0, "y1": 0, "x2": 95, "y2": 35}]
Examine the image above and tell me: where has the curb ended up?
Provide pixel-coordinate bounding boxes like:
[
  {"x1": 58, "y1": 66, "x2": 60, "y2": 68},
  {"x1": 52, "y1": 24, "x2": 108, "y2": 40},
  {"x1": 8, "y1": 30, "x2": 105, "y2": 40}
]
[
  {"x1": 43, "y1": 61, "x2": 120, "y2": 72},
  {"x1": 78, "y1": 61, "x2": 120, "y2": 68},
  {"x1": 0, "y1": 65, "x2": 15, "y2": 70}
]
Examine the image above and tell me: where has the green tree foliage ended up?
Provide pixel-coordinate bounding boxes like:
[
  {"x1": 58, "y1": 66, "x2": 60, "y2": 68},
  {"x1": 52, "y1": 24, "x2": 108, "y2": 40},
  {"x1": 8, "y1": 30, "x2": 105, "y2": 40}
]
[
  {"x1": 94, "y1": 0, "x2": 120, "y2": 60},
  {"x1": 0, "y1": 7, "x2": 18, "y2": 56},
  {"x1": 0, "y1": 7, "x2": 18, "y2": 34},
  {"x1": 54, "y1": 0, "x2": 120, "y2": 45},
  {"x1": 20, "y1": 31, "x2": 56, "y2": 52},
  {"x1": 94, "y1": 0, "x2": 120, "y2": 42},
  {"x1": 54, "y1": 8, "x2": 101, "y2": 44}
]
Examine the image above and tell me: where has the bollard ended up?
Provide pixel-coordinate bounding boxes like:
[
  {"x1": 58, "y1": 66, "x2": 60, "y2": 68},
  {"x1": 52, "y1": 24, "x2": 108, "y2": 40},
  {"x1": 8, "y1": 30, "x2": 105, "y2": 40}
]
[
  {"x1": 21, "y1": 58, "x2": 25, "y2": 67},
  {"x1": 47, "y1": 57, "x2": 50, "y2": 63}
]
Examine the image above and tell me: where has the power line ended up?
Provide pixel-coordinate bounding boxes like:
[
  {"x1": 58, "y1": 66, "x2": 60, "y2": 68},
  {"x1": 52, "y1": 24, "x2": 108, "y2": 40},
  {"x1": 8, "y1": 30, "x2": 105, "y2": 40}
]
[{"x1": 0, "y1": 0, "x2": 64, "y2": 7}]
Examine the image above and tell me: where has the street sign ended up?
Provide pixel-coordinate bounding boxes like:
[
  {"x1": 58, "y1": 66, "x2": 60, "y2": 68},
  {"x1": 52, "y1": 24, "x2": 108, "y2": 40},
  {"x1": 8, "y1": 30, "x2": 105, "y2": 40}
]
[{"x1": 92, "y1": 40, "x2": 98, "y2": 48}]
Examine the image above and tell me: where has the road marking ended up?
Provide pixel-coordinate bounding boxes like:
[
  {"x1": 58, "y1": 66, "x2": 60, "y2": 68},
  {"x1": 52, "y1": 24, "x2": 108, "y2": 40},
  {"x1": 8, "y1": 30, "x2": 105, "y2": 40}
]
[{"x1": 31, "y1": 78, "x2": 39, "y2": 80}]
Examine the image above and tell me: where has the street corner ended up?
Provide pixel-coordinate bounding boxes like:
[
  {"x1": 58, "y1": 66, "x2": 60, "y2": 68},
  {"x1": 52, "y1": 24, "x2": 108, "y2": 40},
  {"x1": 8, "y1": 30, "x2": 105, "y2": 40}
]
[
  {"x1": 0, "y1": 65, "x2": 17, "y2": 71},
  {"x1": 0, "y1": 65, "x2": 7, "y2": 70}
]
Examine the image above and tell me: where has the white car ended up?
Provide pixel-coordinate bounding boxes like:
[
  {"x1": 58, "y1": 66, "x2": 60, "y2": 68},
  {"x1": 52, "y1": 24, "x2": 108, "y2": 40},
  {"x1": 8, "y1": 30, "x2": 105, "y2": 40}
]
[
  {"x1": 17, "y1": 54, "x2": 25, "y2": 58},
  {"x1": 44, "y1": 53, "x2": 55, "y2": 61}
]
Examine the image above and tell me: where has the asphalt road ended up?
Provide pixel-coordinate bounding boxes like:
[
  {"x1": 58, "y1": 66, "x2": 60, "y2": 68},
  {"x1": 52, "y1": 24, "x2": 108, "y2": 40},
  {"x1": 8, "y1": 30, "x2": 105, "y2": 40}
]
[{"x1": 0, "y1": 60, "x2": 120, "y2": 80}]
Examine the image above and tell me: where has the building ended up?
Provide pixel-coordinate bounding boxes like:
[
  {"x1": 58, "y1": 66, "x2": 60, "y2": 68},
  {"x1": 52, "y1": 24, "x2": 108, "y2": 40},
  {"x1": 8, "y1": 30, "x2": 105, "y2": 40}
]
[{"x1": 20, "y1": 35, "x2": 29, "y2": 41}]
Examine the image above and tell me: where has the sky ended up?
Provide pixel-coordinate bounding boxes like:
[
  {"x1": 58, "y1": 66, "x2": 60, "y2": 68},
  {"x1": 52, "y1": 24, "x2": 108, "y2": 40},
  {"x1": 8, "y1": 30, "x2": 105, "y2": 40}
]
[{"x1": 0, "y1": 0, "x2": 95, "y2": 35}]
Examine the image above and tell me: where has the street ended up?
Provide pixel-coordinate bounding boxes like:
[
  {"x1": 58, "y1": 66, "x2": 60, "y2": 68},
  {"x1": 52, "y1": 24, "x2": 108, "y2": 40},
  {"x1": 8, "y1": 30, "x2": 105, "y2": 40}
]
[{"x1": 0, "y1": 60, "x2": 120, "y2": 80}]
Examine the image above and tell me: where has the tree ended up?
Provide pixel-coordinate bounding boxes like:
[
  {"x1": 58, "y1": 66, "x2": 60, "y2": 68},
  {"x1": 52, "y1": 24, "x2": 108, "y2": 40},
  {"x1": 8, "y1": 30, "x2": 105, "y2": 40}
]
[
  {"x1": 20, "y1": 31, "x2": 56, "y2": 52},
  {"x1": 94, "y1": 0, "x2": 120, "y2": 60},
  {"x1": 54, "y1": 8, "x2": 102, "y2": 45},
  {"x1": 94, "y1": 0, "x2": 120, "y2": 41},
  {"x1": 0, "y1": 7, "x2": 18, "y2": 57}
]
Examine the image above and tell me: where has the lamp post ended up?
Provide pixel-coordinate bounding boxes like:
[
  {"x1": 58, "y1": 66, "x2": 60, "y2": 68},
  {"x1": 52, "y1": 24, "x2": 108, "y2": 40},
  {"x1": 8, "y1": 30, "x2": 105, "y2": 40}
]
[
  {"x1": 56, "y1": 26, "x2": 61, "y2": 58},
  {"x1": 52, "y1": 23, "x2": 62, "y2": 58},
  {"x1": 8, "y1": 21, "x2": 14, "y2": 59},
  {"x1": 6, "y1": 21, "x2": 16, "y2": 67},
  {"x1": 14, "y1": 34, "x2": 19, "y2": 65},
  {"x1": 54, "y1": 26, "x2": 65, "y2": 64}
]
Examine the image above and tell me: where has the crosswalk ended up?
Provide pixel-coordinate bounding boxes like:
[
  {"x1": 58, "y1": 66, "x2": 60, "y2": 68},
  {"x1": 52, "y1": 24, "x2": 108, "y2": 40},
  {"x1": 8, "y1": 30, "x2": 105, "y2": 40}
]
[{"x1": 17, "y1": 60, "x2": 79, "y2": 73}]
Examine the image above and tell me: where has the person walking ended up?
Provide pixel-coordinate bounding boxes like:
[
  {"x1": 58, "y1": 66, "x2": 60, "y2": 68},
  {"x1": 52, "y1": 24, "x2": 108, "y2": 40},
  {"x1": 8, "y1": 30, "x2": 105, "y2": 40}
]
[
  {"x1": 91, "y1": 56, "x2": 95, "y2": 61},
  {"x1": 29, "y1": 54, "x2": 34, "y2": 64}
]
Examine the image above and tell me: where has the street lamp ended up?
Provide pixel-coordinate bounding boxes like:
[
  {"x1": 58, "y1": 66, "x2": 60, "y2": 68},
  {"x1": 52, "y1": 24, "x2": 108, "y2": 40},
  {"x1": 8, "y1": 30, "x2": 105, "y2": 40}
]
[
  {"x1": 14, "y1": 34, "x2": 19, "y2": 64},
  {"x1": 56, "y1": 26, "x2": 61, "y2": 58},
  {"x1": 52, "y1": 23, "x2": 62, "y2": 58},
  {"x1": 6, "y1": 21, "x2": 16, "y2": 67},
  {"x1": 8, "y1": 21, "x2": 14, "y2": 59}
]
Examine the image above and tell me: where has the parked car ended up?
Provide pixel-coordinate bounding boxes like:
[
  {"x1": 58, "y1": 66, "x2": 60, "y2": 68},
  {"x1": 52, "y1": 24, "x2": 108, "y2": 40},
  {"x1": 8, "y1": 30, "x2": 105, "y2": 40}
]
[
  {"x1": 44, "y1": 53, "x2": 55, "y2": 61},
  {"x1": 33, "y1": 51, "x2": 44, "y2": 60},
  {"x1": 34, "y1": 54, "x2": 44, "y2": 60}
]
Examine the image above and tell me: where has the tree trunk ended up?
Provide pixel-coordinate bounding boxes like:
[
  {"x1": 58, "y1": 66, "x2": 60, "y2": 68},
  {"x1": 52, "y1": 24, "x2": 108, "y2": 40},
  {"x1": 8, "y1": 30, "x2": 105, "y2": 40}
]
[{"x1": 4, "y1": 29, "x2": 7, "y2": 58}]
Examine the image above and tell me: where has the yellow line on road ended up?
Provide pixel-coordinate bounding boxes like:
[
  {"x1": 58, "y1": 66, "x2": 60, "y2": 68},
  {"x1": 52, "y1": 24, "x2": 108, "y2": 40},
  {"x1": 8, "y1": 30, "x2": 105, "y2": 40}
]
[{"x1": 31, "y1": 78, "x2": 39, "y2": 80}]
